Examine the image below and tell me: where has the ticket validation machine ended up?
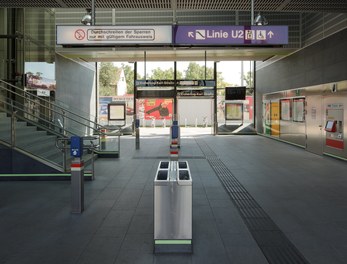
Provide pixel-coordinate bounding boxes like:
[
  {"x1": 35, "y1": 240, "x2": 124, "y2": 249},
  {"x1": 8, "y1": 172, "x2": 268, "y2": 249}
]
[
  {"x1": 70, "y1": 136, "x2": 84, "y2": 214},
  {"x1": 325, "y1": 104, "x2": 344, "y2": 150},
  {"x1": 154, "y1": 161, "x2": 192, "y2": 253},
  {"x1": 170, "y1": 121, "x2": 180, "y2": 160}
]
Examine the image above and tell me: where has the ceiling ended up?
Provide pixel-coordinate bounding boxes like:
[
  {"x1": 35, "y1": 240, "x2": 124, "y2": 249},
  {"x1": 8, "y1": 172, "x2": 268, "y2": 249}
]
[
  {"x1": 56, "y1": 46, "x2": 297, "y2": 63},
  {"x1": 2, "y1": 0, "x2": 347, "y2": 13},
  {"x1": 5, "y1": 1, "x2": 347, "y2": 63}
]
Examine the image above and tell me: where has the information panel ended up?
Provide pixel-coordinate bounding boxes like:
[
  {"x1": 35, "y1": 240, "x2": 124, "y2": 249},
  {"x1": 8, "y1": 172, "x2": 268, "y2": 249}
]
[
  {"x1": 135, "y1": 80, "x2": 215, "y2": 87},
  {"x1": 108, "y1": 103, "x2": 126, "y2": 121},
  {"x1": 174, "y1": 25, "x2": 288, "y2": 45},
  {"x1": 56, "y1": 25, "x2": 172, "y2": 45}
]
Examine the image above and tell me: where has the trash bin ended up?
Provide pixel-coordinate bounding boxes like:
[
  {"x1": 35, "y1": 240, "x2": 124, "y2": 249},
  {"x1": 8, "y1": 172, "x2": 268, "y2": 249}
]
[{"x1": 154, "y1": 160, "x2": 192, "y2": 253}]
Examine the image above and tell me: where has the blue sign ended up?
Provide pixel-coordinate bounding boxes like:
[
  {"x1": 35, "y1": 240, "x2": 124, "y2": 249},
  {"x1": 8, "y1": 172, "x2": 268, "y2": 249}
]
[
  {"x1": 70, "y1": 136, "x2": 83, "y2": 158},
  {"x1": 174, "y1": 25, "x2": 288, "y2": 45}
]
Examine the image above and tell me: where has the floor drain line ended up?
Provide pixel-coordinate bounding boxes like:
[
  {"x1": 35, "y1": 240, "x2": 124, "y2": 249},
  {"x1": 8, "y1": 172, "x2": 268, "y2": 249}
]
[{"x1": 196, "y1": 139, "x2": 310, "y2": 264}]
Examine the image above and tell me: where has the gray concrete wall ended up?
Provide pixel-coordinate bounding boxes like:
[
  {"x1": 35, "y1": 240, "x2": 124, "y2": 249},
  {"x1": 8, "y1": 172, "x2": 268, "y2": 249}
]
[
  {"x1": 55, "y1": 54, "x2": 96, "y2": 135},
  {"x1": 256, "y1": 28, "x2": 347, "y2": 132}
]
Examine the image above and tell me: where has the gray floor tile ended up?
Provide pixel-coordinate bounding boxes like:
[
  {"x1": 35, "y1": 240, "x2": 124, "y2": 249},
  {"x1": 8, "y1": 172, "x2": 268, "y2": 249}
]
[
  {"x1": 3, "y1": 134, "x2": 347, "y2": 264},
  {"x1": 225, "y1": 246, "x2": 268, "y2": 264}
]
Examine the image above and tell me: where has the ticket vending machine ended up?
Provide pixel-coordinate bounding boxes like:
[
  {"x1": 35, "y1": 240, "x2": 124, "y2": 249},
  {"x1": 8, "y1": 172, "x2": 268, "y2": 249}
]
[{"x1": 325, "y1": 104, "x2": 344, "y2": 150}]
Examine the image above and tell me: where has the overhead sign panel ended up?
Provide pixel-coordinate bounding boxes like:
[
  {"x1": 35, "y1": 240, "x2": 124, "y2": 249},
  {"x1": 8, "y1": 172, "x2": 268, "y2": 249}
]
[
  {"x1": 174, "y1": 25, "x2": 288, "y2": 45},
  {"x1": 135, "y1": 80, "x2": 216, "y2": 87},
  {"x1": 56, "y1": 25, "x2": 172, "y2": 45}
]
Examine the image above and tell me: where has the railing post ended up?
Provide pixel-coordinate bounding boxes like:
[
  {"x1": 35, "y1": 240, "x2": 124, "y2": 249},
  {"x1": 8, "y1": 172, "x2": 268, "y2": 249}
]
[
  {"x1": 11, "y1": 110, "x2": 16, "y2": 147},
  {"x1": 135, "y1": 118, "x2": 140, "y2": 149},
  {"x1": 62, "y1": 140, "x2": 67, "y2": 172},
  {"x1": 118, "y1": 131, "x2": 121, "y2": 156},
  {"x1": 62, "y1": 110, "x2": 67, "y2": 136}
]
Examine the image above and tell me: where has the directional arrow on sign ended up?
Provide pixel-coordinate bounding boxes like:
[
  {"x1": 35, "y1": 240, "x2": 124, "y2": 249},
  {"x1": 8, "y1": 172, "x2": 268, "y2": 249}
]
[
  {"x1": 267, "y1": 31, "x2": 274, "y2": 38},
  {"x1": 188, "y1": 32, "x2": 194, "y2": 38}
]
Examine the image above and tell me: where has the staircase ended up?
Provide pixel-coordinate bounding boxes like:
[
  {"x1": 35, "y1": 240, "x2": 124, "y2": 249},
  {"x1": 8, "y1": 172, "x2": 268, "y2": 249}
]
[
  {"x1": 0, "y1": 79, "x2": 120, "y2": 179},
  {"x1": 0, "y1": 111, "x2": 66, "y2": 169}
]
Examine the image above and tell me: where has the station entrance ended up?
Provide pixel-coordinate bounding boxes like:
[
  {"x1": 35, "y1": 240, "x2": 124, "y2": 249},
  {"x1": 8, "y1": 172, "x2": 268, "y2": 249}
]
[
  {"x1": 98, "y1": 60, "x2": 256, "y2": 136},
  {"x1": 133, "y1": 64, "x2": 217, "y2": 136},
  {"x1": 54, "y1": 24, "x2": 288, "y2": 137}
]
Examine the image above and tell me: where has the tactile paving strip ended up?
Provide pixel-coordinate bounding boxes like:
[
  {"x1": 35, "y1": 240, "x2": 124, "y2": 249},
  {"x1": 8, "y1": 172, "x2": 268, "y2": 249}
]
[
  {"x1": 197, "y1": 139, "x2": 310, "y2": 264},
  {"x1": 133, "y1": 156, "x2": 205, "y2": 159}
]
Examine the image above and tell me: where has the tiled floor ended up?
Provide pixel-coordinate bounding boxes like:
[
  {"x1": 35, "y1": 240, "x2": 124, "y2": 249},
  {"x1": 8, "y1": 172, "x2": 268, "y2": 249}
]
[{"x1": 1, "y1": 132, "x2": 347, "y2": 264}]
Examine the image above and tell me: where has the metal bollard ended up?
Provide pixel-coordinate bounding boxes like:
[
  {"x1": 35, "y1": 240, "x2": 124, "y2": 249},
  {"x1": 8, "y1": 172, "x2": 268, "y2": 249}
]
[
  {"x1": 100, "y1": 128, "x2": 107, "y2": 150},
  {"x1": 71, "y1": 157, "x2": 84, "y2": 214},
  {"x1": 135, "y1": 119, "x2": 140, "y2": 149}
]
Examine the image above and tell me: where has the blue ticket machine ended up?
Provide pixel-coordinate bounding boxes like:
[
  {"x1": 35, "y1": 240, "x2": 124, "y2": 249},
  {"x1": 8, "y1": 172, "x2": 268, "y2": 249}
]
[{"x1": 70, "y1": 136, "x2": 84, "y2": 213}]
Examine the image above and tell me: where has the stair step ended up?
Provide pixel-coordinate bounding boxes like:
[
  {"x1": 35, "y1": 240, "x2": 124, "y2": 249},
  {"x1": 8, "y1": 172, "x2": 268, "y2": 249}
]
[
  {"x1": 0, "y1": 118, "x2": 11, "y2": 126},
  {"x1": 0, "y1": 108, "x2": 101, "y2": 174},
  {"x1": 15, "y1": 133, "x2": 51, "y2": 147},
  {"x1": 17, "y1": 133, "x2": 56, "y2": 149},
  {"x1": 0, "y1": 117, "x2": 10, "y2": 123},
  {"x1": 0, "y1": 126, "x2": 11, "y2": 133},
  {"x1": 0, "y1": 134, "x2": 11, "y2": 142},
  {"x1": 0, "y1": 124, "x2": 10, "y2": 130},
  {"x1": 41, "y1": 148, "x2": 63, "y2": 163},
  {"x1": 24, "y1": 141, "x2": 58, "y2": 155}
]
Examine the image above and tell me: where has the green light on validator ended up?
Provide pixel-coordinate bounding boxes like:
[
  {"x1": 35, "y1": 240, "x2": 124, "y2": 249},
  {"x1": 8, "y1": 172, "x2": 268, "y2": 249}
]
[{"x1": 155, "y1": 240, "x2": 191, "y2": 245}]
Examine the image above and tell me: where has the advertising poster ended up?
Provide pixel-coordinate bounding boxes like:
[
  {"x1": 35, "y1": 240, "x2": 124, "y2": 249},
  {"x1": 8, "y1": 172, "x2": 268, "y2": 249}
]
[
  {"x1": 264, "y1": 102, "x2": 271, "y2": 135},
  {"x1": 25, "y1": 62, "x2": 56, "y2": 91},
  {"x1": 293, "y1": 98, "x2": 305, "y2": 122},
  {"x1": 280, "y1": 99, "x2": 291, "y2": 121},
  {"x1": 99, "y1": 97, "x2": 113, "y2": 123},
  {"x1": 225, "y1": 103, "x2": 243, "y2": 120},
  {"x1": 144, "y1": 99, "x2": 173, "y2": 120},
  {"x1": 270, "y1": 101, "x2": 280, "y2": 136}
]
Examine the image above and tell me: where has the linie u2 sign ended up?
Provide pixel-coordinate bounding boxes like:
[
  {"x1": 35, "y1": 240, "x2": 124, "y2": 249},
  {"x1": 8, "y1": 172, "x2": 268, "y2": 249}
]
[
  {"x1": 174, "y1": 25, "x2": 288, "y2": 45},
  {"x1": 56, "y1": 25, "x2": 172, "y2": 45}
]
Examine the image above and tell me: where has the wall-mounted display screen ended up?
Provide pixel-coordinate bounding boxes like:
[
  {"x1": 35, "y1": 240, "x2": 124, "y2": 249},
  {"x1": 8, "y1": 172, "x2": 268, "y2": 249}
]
[
  {"x1": 225, "y1": 87, "x2": 246, "y2": 100},
  {"x1": 108, "y1": 103, "x2": 126, "y2": 121}
]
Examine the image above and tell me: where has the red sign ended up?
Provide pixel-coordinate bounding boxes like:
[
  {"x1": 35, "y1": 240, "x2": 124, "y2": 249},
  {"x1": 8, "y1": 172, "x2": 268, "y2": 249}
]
[
  {"x1": 144, "y1": 99, "x2": 173, "y2": 120},
  {"x1": 74, "y1": 29, "x2": 86, "y2": 40}
]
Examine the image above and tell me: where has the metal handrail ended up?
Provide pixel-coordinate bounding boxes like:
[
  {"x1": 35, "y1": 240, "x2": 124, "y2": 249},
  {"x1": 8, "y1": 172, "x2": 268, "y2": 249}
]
[
  {"x1": 0, "y1": 99, "x2": 102, "y2": 173},
  {"x1": 56, "y1": 136, "x2": 99, "y2": 179},
  {"x1": 0, "y1": 79, "x2": 121, "y2": 173},
  {"x1": 0, "y1": 102, "x2": 67, "y2": 171},
  {"x1": 0, "y1": 79, "x2": 111, "y2": 136},
  {"x1": 0, "y1": 98, "x2": 75, "y2": 137}
]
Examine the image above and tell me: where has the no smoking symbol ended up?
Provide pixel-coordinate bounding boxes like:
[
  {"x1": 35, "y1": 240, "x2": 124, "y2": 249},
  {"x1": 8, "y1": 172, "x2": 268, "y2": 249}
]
[{"x1": 75, "y1": 29, "x2": 85, "y2": 40}]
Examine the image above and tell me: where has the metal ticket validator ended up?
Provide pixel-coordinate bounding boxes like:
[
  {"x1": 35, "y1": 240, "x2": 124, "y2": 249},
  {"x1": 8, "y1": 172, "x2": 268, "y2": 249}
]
[{"x1": 154, "y1": 160, "x2": 192, "y2": 253}]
